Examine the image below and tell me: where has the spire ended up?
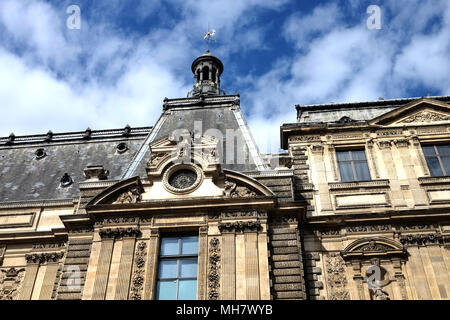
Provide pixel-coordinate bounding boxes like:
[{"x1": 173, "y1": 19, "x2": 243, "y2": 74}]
[{"x1": 189, "y1": 50, "x2": 224, "y2": 97}]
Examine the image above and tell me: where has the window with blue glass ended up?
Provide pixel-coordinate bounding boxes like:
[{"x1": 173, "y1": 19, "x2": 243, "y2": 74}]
[
  {"x1": 156, "y1": 235, "x2": 198, "y2": 300},
  {"x1": 337, "y1": 149, "x2": 371, "y2": 182},
  {"x1": 423, "y1": 144, "x2": 450, "y2": 176}
]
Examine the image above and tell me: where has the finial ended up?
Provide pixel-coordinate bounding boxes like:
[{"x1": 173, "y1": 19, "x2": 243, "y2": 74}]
[{"x1": 202, "y1": 25, "x2": 216, "y2": 51}]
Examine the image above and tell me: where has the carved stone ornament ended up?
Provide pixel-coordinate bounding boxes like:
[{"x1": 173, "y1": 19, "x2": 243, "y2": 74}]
[
  {"x1": 162, "y1": 164, "x2": 203, "y2": 195},
  {"x1": 208, "y1": 238, "x2": 221, "y2": 300},
  {"x1": 0, "y1": 267, "x2": 25, "y2": 300},
  {"x1": 359, "y1": 241, "x2": 393, "y2": 252},
  {"x1": 325, "y1": 253, "x2": 350, "y2": 300},
  {"x1": 112, "y1": 187, "x2": 142, "y2": 204},
  {"x1": 341, "y1": 237, "x2": 405, "y2": 260},
  {"x1": 377, "y1": 140, "x2": 392, "y2": 149},
  {"x1": 218, "y1": 221, "x2": 262, "y2": 233},
  {"x1": 25, "y1": 252, "x2": 64, "y2": 264},
  {"x1": 94, "y1": 217, "x2": 139, "y2": 227},
  {"x1": 399, "y1": 233, "x2": 443, "y2": 246},
  {"x1": 98, "y1": 227, "x2": 140, "y2": 239},
  {"x1": 220, "y1": 210, "x2": 261, "y2": 219},
  {"x1": 402, "y1": 111, "x2": 450, "y2": 123},
  {"x1": 371, "y1": 288, "x2": 390, "y2": 300},
  {"x1": 223, "y1": 181, "x2": 257, "y2": 198},
  {"x1": 148, "y1": 151, "x2": 167, "y2": 167},
  {"x1": 347, "y1": 225, "x2": 391, "y2": 233},
  {"x1": 130, "y1": 241, "x2": 147, "y2": 300}
]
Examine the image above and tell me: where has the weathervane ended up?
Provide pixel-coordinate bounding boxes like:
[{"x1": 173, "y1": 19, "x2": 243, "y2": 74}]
[{"x1": 202, "y1": 24, "x2": 216, "y2": 51}]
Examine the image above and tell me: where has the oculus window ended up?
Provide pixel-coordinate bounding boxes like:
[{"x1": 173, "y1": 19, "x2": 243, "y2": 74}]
[
  {"x1": 337, "y1": 149, "x2": 371, "y2": 182},
  {"x1": 156, "y1": 235, "x2": 199, "y2": 300},
  {"x1": 423, "y1": 144, "x2": 450, "y2": 176}
]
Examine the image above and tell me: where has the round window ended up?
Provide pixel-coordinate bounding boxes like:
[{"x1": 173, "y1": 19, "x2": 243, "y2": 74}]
[
  {"x1": 163, "y1": 164, "x2": 203, "y2": 194},
  {"x1": 168, "y1": 169, "x2": 198, "y2": 189}
]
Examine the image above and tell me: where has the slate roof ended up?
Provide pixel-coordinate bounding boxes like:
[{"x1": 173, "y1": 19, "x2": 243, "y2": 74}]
[
  {"x1": 122, "y1": 94, "x2": 268, "y2": 178},
  {"x1": 0, "y1": 95, "x2": 273, "y2": 203},
  {"x1": 0, "y1": 127, "x2": 151, "y2": 202},
  {"x1": 296, "y1": 95, "x2": 450, "y2": 124}
]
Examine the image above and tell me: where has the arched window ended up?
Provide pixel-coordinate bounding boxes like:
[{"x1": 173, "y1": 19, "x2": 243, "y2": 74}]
[
  {"x1": 202, "y1": 66, "x2": 209, "y2": 81},
  {"x1": 212, "y1": 68, "x2": 217, "y2": 83}
]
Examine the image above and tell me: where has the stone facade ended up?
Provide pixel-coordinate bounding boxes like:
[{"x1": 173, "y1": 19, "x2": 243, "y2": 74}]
[
  {"x1": 282, "y1": 96, "x2": 450, "y2": 300},
  {"x1": 1, "y1": 51, "x2": 450, "y2": 300}
]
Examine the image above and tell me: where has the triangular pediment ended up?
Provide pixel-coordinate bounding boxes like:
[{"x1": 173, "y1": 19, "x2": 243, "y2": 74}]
[{"x1": 370, "y1": 98, "x2": 450, "y2": 126}]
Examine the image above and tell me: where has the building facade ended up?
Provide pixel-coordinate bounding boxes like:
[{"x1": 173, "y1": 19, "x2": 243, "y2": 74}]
[{"x1": 1, "y1": 51, "x2": 450, "y2": 300}]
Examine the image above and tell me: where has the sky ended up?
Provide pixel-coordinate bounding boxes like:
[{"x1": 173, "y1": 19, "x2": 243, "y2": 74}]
[{"x1": 0, "y1": 0, "x2": 449, "y2": 153}]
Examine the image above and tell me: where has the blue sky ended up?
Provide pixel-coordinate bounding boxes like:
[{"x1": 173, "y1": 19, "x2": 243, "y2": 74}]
[{"x1": 0, "y1": 0, "x2": 449, "y2": 153}]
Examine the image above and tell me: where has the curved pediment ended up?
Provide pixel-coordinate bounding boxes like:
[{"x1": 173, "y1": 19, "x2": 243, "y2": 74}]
[
  {"x1": 86, "y1": 177, "x2": 144, "y2": 206},
  {"x1": 223, "y1": 169, "x2": 275, "y2": 198},
  {"x1": 341, "y1": 237, "x2": 405, "y2": 259}
]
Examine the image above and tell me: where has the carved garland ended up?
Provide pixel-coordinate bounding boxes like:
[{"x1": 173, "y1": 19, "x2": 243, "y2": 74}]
[
  {"x1": 399, "y1": 233, "x2": 443, "y2": 246},
  {"x1": 130, "y1": 241, "x2": 147, "y2": 300},
  {"x1": 218, "y1": 221, "x2": 261, "y2": 233},
  {"x1": 325, "y1": 253, "x2": 350, "y2": 300},
  {"x1": 95, "y1": 217, "x2": 139, "y2": 227},
  {"x1": 98, "y1": 227, "x2": 140, "y2": 239},
  {"x1": 208, "y1": 238, "x2": 221, "y2": 300},
  {"x1": 403, "y1": 111, "x2": 450, "y2": 123},
  {"x1": 25, "y1": 252, "x2": 64, "y2": 264}
]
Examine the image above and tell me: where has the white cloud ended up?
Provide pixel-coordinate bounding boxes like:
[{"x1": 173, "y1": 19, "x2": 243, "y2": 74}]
[
  {"x1": 243, "y1": 0, "x2": 450, "y2": 153},
  {"x1": 0, "y1": 0, "x2": 449, "y2": 157}
]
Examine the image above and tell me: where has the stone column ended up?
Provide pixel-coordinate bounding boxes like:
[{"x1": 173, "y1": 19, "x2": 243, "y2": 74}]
[
  {"x1": 91, "y1": 234, "x2": 115, "y2": 300},
  {"x1": 257, "y1": 222, "x2": 271, "y2": 300},
  {"x1": 197, "y1": 226, "x2": 209, "y2": 300},
  {"x1": 395, "y1": 139, "x2": 427, "y2": 206},
  {"x1": 350, "y1": 261, "x2": 366, "y2": 300},
  {"x1": 115, "y1": 231, "x2": 139, "y2": 300},
  {"x1": 378, "y1": 141, "x2": 407, "y2": 208},
  {"x1": 143, "y1": 228, "x2": 160, "y2": 300},
  {"x1": 221, "y1": 228, "x2": 236, "y2": 300},
  {"x1": 245, "y1": 230, "x2": 260, "y2": 300},
  {"x1": 311, "y1": 144, "x2": 333, "y2": 213},
  {"x1": 38, "y1": 253, "x2": 63, "y2": 300},
  {"x1": 19, "y1": 255, "x2": 40, "y2": 300}
]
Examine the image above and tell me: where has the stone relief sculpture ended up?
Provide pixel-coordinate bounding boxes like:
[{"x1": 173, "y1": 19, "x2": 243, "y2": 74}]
[
  {"x1": 208, "y1": 238, "x2": 220, "y2": 300},
  {"x1": 112, "y1": 187, "x2": 142, "y2": 204},
  {"x1": 130, "y1": 241, "x2": 147, "y2": 300},
  {"x1": 223, "y1": 181, "x2": 257, "y2": 198},
  {"x1": 325, "y1": 253, "x2": 350, "y2": 300},
  {"x1": 0, "y1": 267, "x2": 25, "y2": 300}
]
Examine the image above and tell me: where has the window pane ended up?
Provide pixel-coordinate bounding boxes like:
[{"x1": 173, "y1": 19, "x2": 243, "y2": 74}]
[
  {"x1": 423, "y1": 146, "x2": 436, "y2": 156},
  {"x1": 354, "y1": 161, "x2": 371, "y2": 181},
  {"x1": 336, "y1": 151, "x2": 350, "y2": 161},
  {"x1": 159, "y1": 260, "x2": 177, "y2": 279},
  {"x1": 181, "y1": 236, "x2": 198, "y2": 255},
  {"x1": 179, "y1": 259, "x2": 198, "y2": 278},
  {"x1": 426, "y1": 157, "x2": 444, "y2": 176},
  {"x1": 351, "y1": 150, "x2": 367, "y2": 161},
  {"x1": 437, "y1": 145, "x2": 450, "y2": 156},
  {"x1": 160, "y1": 238, "x2": 179, "y2": 256},
  {"x1": 178, "y1": 280, "x2": 197, "y2": 300},
  {"x1": 156, "y1": 280, "x2": 177, "y2": 300},
  {"x1": 338, "y1": 162, "x2": 354, "y2": 182},
  {"x1": 441, "y1": 156, "x2": 450, "y2": 176}
]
